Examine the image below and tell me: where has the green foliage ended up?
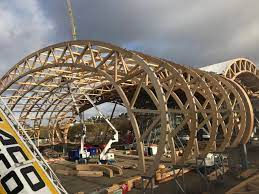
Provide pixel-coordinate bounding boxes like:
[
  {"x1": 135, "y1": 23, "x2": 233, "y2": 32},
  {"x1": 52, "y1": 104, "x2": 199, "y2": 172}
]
[
  {"x1": 67, "y1": 116, "x2": 133, "y2": 142},
  {"x1": 39, "y1": 126, "x2": 50, "y2": 139}
]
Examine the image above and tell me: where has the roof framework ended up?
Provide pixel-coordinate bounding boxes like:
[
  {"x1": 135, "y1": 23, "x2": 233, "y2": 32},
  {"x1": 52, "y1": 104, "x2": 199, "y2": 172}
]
[{"x1": 0, "y1": 40, "x2": 258, "y2": 176}]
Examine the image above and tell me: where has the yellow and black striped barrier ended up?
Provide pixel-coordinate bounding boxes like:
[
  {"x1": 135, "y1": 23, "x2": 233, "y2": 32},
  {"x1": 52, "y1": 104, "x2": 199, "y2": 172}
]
[{"x1": 0, "y1": 109, "x2": 61, "y2": 194}]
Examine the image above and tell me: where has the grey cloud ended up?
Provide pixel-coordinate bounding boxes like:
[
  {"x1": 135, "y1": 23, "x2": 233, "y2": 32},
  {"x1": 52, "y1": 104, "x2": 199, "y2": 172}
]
[
  {"x1": 0, "y1": 0, "x2": 55, "y2": 76},
  {"x1": 0, "y1": 0, "x2": 258, "y2": 75},
  {"x1": 0, "y1": 0, "x2": 257, "y2": 118},
  {"x1": 37, "y1": 0, "x2": 259, "y2": 67}
]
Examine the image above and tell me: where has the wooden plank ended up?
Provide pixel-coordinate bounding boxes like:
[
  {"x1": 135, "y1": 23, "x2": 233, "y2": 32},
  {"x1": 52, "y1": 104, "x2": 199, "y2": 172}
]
[
  {"x1": 226, "y1": 174, "x2": 259, "y2": 194},
  {"x1": 77, "y1": 170, "x2": 103, "y2": 177},
  {"x1": 105, "y1": 164, "x2": 123, "y2": 175},
  {"x1": 155, "y1": 168, "x2": 192, "y2": 183},
  {"x1": 157, "y1": 175, "x2": 174, "y2": 184},
  {"x1": 76, "y1": 164, "x2": 113, "y2": 177},
  {"x1": 238, "y1": 169, "x2": 258, "y2": 179},
  {"x1": 104, "y1": 184, "x2": 122, "y2": 194},
  {"x1": 156, "y1": 169, "x2": 174, "y2": 181}
]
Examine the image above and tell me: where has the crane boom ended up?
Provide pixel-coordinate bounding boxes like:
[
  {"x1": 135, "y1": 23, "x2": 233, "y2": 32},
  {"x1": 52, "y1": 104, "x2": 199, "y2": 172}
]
[{"x1": 66, "y1": 0, "x2": 77, "y2": 40}]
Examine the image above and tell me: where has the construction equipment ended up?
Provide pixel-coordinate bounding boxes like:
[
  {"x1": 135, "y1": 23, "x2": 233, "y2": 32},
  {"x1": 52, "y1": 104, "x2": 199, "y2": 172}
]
[
  {"x1": 80, "y1": 86, "x2": 118, "y2": 162},
  {"x1": 67, "y1": 82, "x2": 119, "y2": 162},
  {"x1": 66, "y1": 83, "x2": 90, "y2": 162},
  {"x1": 82, "y1": 94, "x2": 118, "y2": 162},
  {"x1": 66, "y1": 0, "x2": 77, "y2": 40}
]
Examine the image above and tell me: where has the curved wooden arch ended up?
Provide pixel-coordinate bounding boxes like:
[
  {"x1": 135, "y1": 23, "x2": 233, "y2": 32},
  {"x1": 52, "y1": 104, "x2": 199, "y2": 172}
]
[
  {"x1": 215, "y1": 76, "x2": 246, "y2": 148},
  {"x1": 226, "y1": 78, "x2": 254, "y2": 144},
  {"x1": 224, "y1": 58, "x2": 257, "y2": 80},
  {"x1": 154, "y1": 58, "x2": 218, "y2": 161},
  {"x1": 0, "y1": 40, "x2": 257, "y2": 178},
  {"x1": 194, "y1": 69, "x2": 235, "y2": 152},
  {"x1": 133, "y1": 53, "x2": 219, "y2": 161}
]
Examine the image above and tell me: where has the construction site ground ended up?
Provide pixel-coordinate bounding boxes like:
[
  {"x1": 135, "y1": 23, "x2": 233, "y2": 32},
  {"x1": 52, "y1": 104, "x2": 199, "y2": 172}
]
[{"x1": 50, "y1": 143, "x2": 259, "y2": 194}]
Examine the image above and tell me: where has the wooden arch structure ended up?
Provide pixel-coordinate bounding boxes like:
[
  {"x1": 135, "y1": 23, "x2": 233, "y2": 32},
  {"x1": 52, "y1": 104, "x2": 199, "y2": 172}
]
[{"x1": 0, "y1": 40, "x2": 258, "y2": 177}]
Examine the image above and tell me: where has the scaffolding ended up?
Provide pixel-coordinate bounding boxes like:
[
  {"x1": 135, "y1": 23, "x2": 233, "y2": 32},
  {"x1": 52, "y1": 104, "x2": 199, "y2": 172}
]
[{"x1": 195, "y1": 152, "x2": 228, "y2": 193}]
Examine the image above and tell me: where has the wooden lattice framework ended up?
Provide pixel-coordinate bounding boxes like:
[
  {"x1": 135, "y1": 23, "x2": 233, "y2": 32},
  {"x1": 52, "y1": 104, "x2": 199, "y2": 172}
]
[
  {"x1": 224, "y1": 58, "x2": 257, "y2": 80},
  {"x1": 0, "y1": 40, "x2": 258, "y2": 177}
]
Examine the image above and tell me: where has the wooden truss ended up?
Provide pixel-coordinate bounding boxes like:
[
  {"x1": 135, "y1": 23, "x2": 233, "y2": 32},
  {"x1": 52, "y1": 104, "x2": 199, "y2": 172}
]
[
  {"x1": 0, "y1": 40, "x2": 258, "y2": 177},
  {"x1": 226, "y1": 174, "x2": 259, "y2": 194}
]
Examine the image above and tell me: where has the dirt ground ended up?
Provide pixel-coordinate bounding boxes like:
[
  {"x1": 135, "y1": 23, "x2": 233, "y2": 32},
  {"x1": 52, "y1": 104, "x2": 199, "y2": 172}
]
[
  {"x1": 51, "y1": 144, "x2": 259, "y2": 194},
  {"x1": 50, "y1": 157, "x2": 142, "y2": 193}
]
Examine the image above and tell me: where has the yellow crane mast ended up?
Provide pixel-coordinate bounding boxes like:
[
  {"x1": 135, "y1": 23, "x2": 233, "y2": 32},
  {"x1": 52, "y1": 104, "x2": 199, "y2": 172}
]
[{"x1": 66, "y1": 0, "x2": 77, "y2": 40}]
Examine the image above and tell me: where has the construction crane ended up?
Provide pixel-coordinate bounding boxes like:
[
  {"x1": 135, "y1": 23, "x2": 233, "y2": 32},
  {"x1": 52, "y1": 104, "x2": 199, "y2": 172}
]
[
  {"x1": 65, "y1": 1, "x2": 119, "y2": 163},
  {"x1": 65, "y1": 1, "x2": 118, "y2": 163},
  {"x1": 66, "y1": 0, "x2": 77, "y2": 40}
]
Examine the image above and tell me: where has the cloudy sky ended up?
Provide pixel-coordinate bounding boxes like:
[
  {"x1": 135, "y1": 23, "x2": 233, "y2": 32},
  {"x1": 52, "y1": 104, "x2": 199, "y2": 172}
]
[{"x1": 0, "y1": 0, "x2": 258, "y2": 75}]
